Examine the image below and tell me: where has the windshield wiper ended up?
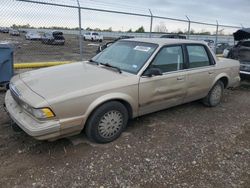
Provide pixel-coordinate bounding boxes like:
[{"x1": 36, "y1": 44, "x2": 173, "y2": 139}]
[
  {"x1": 100, "y1": 63, "x2": 122, "y2": 73},
  {"x1": 88, "y1": 59, "x2": 99, "y2": 65}
]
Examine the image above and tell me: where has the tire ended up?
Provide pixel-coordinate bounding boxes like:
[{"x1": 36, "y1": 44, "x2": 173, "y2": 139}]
[
  {"x1": 85, "y1": 101, "x2": 128, "y2": 143},
  {"x1": 83, "y1": 37, "x2": 86, "y2": 41},
  {"x1": 203, "y1": 80, "x2": 224, "y2": 107},
  {"x1": 99, "y1": 39, "x2": 103, "y2": 43}
]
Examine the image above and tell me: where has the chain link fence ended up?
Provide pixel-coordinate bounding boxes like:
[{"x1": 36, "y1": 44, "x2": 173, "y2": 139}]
[{"x1": 0, "y1": 0, "x2": 244, "y2": 63}]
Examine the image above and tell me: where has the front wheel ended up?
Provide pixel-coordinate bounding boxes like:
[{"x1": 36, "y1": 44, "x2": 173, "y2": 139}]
[
  {"x1": 85, "y1": 101, "x2": 128, "y2": 143},
  {"x1": 203, "y1": 81, "x2": 224, "y2": 107}
]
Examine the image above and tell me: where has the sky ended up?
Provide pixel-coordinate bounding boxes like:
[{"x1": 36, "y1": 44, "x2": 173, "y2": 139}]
[{"x1": 0, "y1": 0, "x2": 249, "y2": 34}]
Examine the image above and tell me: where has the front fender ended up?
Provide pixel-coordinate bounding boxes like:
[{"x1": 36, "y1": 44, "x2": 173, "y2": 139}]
[{"x1": 85, "y1": 92, "x2": 138, "y2": 121}]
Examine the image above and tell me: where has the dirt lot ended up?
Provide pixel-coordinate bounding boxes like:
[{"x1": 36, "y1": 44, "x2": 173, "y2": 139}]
[
  {"x1": 0, "y1": 79, "x2": 249, "y2": 187},
  {"x1": 0, "y1": 32, "x2": 108, "y2": 63}
]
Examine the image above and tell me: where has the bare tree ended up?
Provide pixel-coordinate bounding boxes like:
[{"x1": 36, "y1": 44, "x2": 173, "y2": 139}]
[{"x1": 154, "y1": 22, "x2": 168, "y2": 33}]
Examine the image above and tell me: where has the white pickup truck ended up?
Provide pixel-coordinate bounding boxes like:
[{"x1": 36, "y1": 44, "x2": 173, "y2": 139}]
[{"x1": 83, "y1": 32, "x2": 103, "y2": 42}]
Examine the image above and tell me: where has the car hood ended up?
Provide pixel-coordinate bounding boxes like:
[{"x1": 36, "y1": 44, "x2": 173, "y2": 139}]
[{"x1": 20, "y1": 62, "x2": 129, "y2": 100}]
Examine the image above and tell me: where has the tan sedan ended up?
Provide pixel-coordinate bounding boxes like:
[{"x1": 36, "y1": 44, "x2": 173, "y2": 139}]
[{"x1": 4, "y1": 38, "x2": 240, "y2": 143}]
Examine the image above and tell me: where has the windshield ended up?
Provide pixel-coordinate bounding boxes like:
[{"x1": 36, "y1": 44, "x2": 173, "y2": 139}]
[{"x1": 92, "y1": 41, "x2": 158, "y2": 74}]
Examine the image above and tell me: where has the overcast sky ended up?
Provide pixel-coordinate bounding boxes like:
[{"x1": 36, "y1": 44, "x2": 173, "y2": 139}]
[{"x1": 0, "y1": 0, "x2": 249, "y2": 33}]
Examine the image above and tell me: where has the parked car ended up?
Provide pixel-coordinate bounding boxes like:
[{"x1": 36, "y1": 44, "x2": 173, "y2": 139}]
[
  {"x1": 41, "y1": 31, "x2": 65, "y2": 45},
  {"x1": 4, "y1": 38, "x2": 240, "y2": 143},
  {"x1": 228, "y1": 40, "x2": 250, "y2": 76},
  {"x1": 96, "y1": 35, "x2": 134, "y2": 53},
  {"x1": 0, "y1": 27, "x2": 9, "y2": 33},
  {"x1": 160, "y1": 34, "x2": 186, "y2": 39},
  {"x1": 9, "y1": 29, "x2": 20, "y2": 36},
  {"x1": 226, "y1": 28, "x2": 250, "y2": 76},
  {"x1": 223, "y1": 46, "x2": 232, "y2": 58},
  {"x1": 216, "y1": 42, "x2": 230, "y2": 54},
  {"x1": 25, "y1": 31, "x2": 42, "y2": 40},
  {"x1": 204, "y1": 39, "x2": 215, "y2": 49},
  {"x1": 83, "y1": 32, "x2": 103, "y2": 42}
]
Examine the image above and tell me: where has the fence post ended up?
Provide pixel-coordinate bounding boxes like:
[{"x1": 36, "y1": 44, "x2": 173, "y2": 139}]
[
  {"x1": 76, "y1": 0, "x2": 83, "y2": 60},
  {"x1": 149, "y1": 9, "x2": 153, "y2": 38},
  {"x1": 215, "y1": 20, "x2": 219, "y2": 53},
  {"x1": 186, "y1": 15, "x2": 191, "y2": 39}
]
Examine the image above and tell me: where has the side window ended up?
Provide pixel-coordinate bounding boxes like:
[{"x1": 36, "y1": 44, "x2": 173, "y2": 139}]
[
  {"x1": 187, "y1": 45, "x2": 210, "y2": 68},
  {"x1": 151, "y1": 46, "x2": 184, "y2": 73}
]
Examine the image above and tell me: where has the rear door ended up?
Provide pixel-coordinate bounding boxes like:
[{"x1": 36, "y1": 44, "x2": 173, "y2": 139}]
[
  {"x1": 184, "y1": 44, "x2": 216, "y2": 103},
  {"x1": 139, "y1": 45, "x2": 188, "y2": 115}
]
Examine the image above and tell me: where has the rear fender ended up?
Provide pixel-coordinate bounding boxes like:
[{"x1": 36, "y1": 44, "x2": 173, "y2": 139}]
[{"x1": 211, "y1": 73, "x2": 229, "y2": 89}]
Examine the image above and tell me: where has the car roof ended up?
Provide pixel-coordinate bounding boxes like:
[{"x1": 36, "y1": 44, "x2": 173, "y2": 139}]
[{"x1": 122, "y1": 38, "x2": 207, "y2": 46}]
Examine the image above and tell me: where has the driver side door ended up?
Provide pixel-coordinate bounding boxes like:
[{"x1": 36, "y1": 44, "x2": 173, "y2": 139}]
[{"x1": 138, "y1": 45, "x2": 188, "y2": 116}]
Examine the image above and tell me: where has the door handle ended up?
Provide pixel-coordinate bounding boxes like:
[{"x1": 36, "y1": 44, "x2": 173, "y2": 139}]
[{"x1": 177, "y1": 76, "x2": 184, "y2": 81}]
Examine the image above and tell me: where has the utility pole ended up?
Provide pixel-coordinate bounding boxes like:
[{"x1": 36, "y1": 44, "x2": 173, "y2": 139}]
[
  {"x1": 77, "y1": 0, "x2": 83, "y2": 60},
  {"x1": 149, "y1": 9, "x2": 153, "y2": 38},
  {"x1": 186, "y1": 15, "x2": 191, "y2": 39}
]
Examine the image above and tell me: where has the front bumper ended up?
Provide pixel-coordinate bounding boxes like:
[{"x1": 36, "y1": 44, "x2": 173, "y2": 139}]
[
  {"x1": 240, "y1": 63, "x2": 250, "y2": 75},
  {"x1": 240, "y1": 71, "x2": 250, "y2": 75},
  {"x1": 4, "y1": 90, "x2": 61, "y2": 140}
]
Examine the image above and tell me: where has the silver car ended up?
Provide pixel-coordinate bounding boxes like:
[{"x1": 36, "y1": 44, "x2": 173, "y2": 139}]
[{"x1": 4, "y1": 38, "x2": 240, "y2": 143}]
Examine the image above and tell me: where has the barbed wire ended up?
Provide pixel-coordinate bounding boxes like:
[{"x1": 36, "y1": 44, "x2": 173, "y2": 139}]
[{"x1": 15, "y1": 0, "x2": 243, "y2": 29}]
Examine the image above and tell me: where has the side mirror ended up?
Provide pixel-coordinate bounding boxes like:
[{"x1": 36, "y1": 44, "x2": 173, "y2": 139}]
[{"x1": 143, "y1": 67, "x2": 162, "y2": 77}]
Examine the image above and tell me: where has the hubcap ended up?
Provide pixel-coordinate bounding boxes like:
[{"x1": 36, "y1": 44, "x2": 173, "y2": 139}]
[
  {"x1": 98, "y1": 110, "x2": 123, "y2": 139},
  {"x1": 211, "y1": 84, "x2": 222, "y2": 104}
]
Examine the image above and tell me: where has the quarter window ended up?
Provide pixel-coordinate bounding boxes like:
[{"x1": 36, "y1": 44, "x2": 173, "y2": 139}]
[
  {"x1": 187, "y1": 45, "x2": 210, "y2": 68},
  {"x1": 151, "y1": 46, "x2": 184, "y2": 73}
]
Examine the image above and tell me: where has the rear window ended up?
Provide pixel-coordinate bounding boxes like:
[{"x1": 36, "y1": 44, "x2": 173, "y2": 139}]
[{"x1": 92, "y1": 33, "x2": 99, "y2": 35}]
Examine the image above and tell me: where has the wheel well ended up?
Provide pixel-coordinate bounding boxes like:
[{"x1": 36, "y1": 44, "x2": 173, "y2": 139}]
[
  {"x1": 115, "y1": 99, "x2": 133, "y2": 119},
  {"x1": 88, "y1": 99, "x2": 133, "y2": 121},
  {"x1": 83, "y1": 99, "x2": 133, "y2": 132},
  {"x1": 219, "y1": 77, "x2": 228, "y2": 88}
]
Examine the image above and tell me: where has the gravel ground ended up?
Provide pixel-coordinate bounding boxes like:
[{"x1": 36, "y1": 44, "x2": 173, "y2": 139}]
[{"x1": 0, "y1": 79, "x2": 249, "y2": 188}]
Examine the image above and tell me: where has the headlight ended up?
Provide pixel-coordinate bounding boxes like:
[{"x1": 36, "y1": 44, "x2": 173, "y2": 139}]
[
  {"x1": 32, "y1": 108, "x2": 55, "y2": 119},
  {"x1": 22, "y1": 103, "x2": 55, "y2": 119}
]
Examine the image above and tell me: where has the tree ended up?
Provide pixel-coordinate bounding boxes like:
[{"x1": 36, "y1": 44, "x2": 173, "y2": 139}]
[
  {"x1": 86, "y1": 27, "x2": 93, "y2": 31},
  {"x1": 135, "y1": 26, "x2": 145, "y2": 33},
  {"x1": 190, "y1": 29, "x2": 195, "y2": 35},
  {"x1": 127, "y1": 28, "x2": 133, "y2": 33},
  {"x1": 154, "y1": 22, "x2": 168, "y2": 33},
  {"x1": 177, "y1": 29, "x2": 184, "y2": 34},
  {"x1": 94, "y1": 28, "x2": 101, "y2": 31},
  {"x1": 103, "y1": 27, "x2": 112, "y2": 32},
  {"x1": 198, "y1": 29, "x2": 211, "y2": 35}
]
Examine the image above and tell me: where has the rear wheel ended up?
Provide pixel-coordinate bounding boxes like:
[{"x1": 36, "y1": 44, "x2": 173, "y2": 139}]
[
  {"x1": 203, "y1": 80, "x2": 224, "y2": 107},
  {"x1": 85, "y1": 101, "x2": 128, "y2": 143}
]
